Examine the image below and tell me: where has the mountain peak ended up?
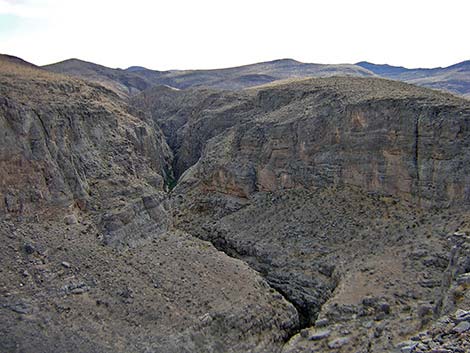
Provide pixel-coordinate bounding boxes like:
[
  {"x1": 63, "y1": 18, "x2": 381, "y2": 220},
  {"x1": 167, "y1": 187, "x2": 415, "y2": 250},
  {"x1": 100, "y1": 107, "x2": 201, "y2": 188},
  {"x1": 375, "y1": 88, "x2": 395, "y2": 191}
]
[
  {"x1": 126, "y1": 65, "x2": 149, "y2": 72},
  {"x1": 267, "y1": 58, "x2": 303, "y2": 66},
  {"x1": 44, "y1": 58, "x2": 106, "y2": 69}
]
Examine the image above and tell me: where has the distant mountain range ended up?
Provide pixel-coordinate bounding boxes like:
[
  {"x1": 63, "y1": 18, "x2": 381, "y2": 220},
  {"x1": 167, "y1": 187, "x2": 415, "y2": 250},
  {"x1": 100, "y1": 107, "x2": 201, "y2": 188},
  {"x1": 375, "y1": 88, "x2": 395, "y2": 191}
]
[
  {"x1": 356, "y1": 60, "x2": 470, "y2": 99},
  {"x1": 27, "y1": 55, "x2": 470, "y2": 99},
  {"x1": 42, "y1": 58, "x2": 373, "y2": 97}
]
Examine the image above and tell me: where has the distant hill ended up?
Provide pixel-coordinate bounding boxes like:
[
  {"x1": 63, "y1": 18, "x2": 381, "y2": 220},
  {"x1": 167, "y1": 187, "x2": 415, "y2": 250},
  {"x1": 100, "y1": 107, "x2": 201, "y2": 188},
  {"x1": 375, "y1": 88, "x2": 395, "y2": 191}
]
[
  {"x1": 0, "y1": 53, "x2": 40, "y2": 70},
  {"x1": 43, "y1": 58, "x2": 165, "y2": 98},
  {"x1": 148, "y1": 59, "x2": 375, "y2": 90},
  {"x1": 41, "y1": 56, "x2": 470, "y2": 99},
  {"x1": 43, "y1": 58, "x2": 375, "y2": 97},
  {"x1": 356, "y1": 60, "x2": 470, "y2": 98}
]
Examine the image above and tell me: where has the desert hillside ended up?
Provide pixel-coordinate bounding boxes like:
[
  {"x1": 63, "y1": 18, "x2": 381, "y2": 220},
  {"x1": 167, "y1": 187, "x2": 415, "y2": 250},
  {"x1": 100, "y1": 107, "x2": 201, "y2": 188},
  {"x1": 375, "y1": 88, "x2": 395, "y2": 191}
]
[{"x1": 1, "y1": 54, "x2": 470, "y2": 353}]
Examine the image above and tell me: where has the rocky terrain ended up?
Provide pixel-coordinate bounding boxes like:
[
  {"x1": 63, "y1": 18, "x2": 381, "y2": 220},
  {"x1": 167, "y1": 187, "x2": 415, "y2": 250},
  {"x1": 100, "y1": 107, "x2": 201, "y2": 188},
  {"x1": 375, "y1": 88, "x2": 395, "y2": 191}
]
[
  {"x1": 1, "y1": 54, "x2": 470, "y2": 352},
  {"x1": 140, "y1": 77, "x2": 470, "y2": 351}
]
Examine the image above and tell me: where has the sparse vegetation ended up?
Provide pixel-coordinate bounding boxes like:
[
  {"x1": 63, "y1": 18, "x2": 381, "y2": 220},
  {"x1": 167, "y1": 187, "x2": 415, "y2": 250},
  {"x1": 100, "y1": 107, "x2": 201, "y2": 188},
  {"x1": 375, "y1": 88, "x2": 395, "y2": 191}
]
[{"x1": 1, "y1": 53, "x2": 470, "y2": 353}]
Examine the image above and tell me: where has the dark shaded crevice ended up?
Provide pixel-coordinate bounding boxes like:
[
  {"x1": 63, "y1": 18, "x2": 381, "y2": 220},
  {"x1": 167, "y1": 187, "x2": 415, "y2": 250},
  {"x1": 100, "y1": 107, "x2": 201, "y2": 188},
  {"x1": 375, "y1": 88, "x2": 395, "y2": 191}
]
[
  {"x1": 196, "y1": 232, "x2": 336, "y2": 342},
  {"x1": 165, "y1": 181, "x2": 336, "y2": 342},
  {"x1": 156, "y1": 127, "x2": 183, "y2": 191},
  {"x1": 207, "y1": 236, "x2": 304, "y2": 340},
  {"x1": 414, "y1": 115, "x2": 421, "y2": 205},
  {"x1": 32, "y1": 109, "x2": 51, "y2": 139},
  {"x1": 161, "y1": 150, "x2": 178, "y2": 192},
  {"x1": 154, "y1": 103, "x2": 338, "y2": 343},
  {"x1": 165, "y1": 173, "x2": 178, "y2": 191},
  {"x1": 434, "y1": 244, "x2": 459, "y2": 318},
  {"x1": 170, "y1": 150, "x2": 188, "y2": 182},
  {"x1": 156, "y1": 126, "x2": 187, "y2": 184},
  {"x1": 266, "y1": 280, "x2": 320, "y2": 329}
]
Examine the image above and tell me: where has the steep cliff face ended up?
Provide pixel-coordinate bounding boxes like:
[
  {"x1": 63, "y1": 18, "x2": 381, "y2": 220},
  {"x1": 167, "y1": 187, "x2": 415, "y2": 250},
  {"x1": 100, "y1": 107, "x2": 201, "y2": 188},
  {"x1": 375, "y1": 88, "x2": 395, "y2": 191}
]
[
  {"x1": 164, "y1": 77, "x2": 470, "y2": 207},
  {"x1": 0, "y1": 55, "x2": 172, "y2": 218},
  {"x1": 131, "y1": 85, "x2": 257, "y2": 178}
]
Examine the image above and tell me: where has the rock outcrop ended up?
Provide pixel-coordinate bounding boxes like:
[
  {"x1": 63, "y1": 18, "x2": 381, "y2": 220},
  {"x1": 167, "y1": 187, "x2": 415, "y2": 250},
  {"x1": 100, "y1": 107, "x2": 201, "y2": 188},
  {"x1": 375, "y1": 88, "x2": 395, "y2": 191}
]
[
  {"x1": 154, "y1": 77, "x2": 470, "y2": 207},
  {"x1": 0, "y1": 55, "x2": 172, "y2": 219}
]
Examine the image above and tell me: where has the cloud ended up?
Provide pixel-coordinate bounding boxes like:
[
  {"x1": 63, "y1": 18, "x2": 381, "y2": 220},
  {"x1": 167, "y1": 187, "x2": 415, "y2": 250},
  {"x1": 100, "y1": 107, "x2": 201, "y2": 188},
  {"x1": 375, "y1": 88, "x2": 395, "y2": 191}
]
[
  {"x1": 3, "y1": 0, "x2": 27, "y2": 4},
  {"x1": 0, "y1": 0, "x2": 51, "y2": 18}
]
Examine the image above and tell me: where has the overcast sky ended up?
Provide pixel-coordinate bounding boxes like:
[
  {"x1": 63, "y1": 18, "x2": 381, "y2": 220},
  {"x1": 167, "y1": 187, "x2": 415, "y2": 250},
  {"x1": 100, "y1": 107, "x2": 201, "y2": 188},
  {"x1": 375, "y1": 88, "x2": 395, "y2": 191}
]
[{"x1": 1, "y1": 0, "x2": 469, "y2": 70}]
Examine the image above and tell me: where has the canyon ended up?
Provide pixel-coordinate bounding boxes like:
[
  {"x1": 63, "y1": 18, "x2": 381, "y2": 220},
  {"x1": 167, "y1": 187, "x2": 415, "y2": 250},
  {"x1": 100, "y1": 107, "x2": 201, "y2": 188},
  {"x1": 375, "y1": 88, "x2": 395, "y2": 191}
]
[{"x1": 1, "y1": 54, "x2": 470, "y2": 352}]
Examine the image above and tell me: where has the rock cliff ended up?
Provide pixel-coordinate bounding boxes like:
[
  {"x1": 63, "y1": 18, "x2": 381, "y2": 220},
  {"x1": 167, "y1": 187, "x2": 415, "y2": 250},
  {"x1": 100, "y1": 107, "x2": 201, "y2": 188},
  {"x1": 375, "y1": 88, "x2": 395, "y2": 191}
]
[
  {"x1": 0, "y1": 54, "x2": 171, "y2": 217},
  {"x1": 136, "y1": 77, "x2": 470, "y2": 207}
]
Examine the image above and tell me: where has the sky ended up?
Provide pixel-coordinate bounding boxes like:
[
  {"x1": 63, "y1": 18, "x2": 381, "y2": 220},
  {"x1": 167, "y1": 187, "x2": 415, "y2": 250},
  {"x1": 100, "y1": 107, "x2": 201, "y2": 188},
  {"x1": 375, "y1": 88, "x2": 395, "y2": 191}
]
[{"x1": 0, "y1": 0, "x2": 469, "y2": 70}]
